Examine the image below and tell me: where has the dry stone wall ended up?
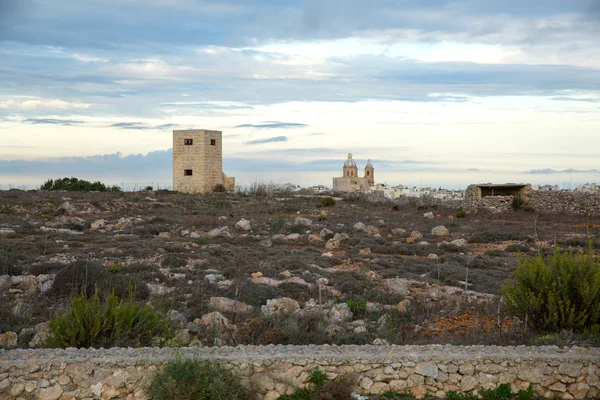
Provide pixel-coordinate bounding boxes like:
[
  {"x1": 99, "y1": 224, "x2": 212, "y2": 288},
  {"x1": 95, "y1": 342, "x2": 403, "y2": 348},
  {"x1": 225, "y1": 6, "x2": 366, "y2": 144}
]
[
  {"x1": 524, "y1": 189, "x2": 600, "y2": 216},
  {"x1": 1, "y1": 345, "x2": 599, "y2": 400}
]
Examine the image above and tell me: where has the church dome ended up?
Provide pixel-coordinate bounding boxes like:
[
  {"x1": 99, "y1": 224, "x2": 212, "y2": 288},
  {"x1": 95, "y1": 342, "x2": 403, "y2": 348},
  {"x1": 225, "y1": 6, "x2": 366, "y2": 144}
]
[
  {"x1": 366, "y1": 159, "x2": 372, "y2": 167},
  {"x1": 344, "y1": 152, "x2": 357, "y2": 168}
]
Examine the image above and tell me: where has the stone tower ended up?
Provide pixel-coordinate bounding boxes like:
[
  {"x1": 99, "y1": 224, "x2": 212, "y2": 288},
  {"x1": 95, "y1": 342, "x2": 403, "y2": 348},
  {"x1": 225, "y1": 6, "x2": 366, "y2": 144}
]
[
  {"x1": 364, "y1": 159, "x2": 374, "y2": 186},
  {"x1": 172, "y1": 129, "x2": 235, "y2": 193},
  {"x1": 343, "y1": 152, "x2": 358, "y2": 178}
]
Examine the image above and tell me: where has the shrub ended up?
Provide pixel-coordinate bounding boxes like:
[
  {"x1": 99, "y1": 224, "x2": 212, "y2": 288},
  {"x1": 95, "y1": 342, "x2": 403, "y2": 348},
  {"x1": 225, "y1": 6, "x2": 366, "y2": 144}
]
[
  {"x1": 145, "y1": 186, "x2": 153, "y2": 191},
  {"x1": 213, "y1": 183, "x2": 226, "y2": 192},
  {"x1": 316, "y1": 197, "x2": 336, "y2": 208},
  {"x1": 47, "y1": 291, "x2": 168, "y2": 348},
  {"x1": 503, "y1": 248, "x2": 600, "y2": 332},
  {"x1": 277, "y1": 370, "x2": 355, "y2": 400},
  {"x1": 456, "y1": 209, "x2": 467, "y2": 218},
  {"x1": 504, "y1": 243, "x2": 530, "y2": 253},
  {"x1": 150, "y1": 358, "x2": 250, "y2": 400},
  {"x1": 41, "y1": 177, "x2": 121, "y2": 192}
]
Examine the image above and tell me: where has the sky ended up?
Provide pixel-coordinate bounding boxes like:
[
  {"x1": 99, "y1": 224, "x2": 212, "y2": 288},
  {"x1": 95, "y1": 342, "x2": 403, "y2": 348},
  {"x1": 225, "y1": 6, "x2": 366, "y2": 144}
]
[{"x1": 1, "y1": 0, "x2": 600, "y2": 190}]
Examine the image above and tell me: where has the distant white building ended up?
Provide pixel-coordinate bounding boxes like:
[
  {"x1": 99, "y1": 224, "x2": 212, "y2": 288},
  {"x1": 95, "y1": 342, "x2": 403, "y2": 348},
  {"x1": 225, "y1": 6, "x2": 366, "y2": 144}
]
[{"x1": 576, "y1": 183, "x2": 599, "y2": 193}]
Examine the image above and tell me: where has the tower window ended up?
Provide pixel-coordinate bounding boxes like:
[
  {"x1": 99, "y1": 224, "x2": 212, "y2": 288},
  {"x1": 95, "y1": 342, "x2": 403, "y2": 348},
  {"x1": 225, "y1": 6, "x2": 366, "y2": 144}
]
[
  {"x1": 184, "y1": 139, "x2": 193, "y2": 145},
  {"x1": 184, "y1": 169, "x2": 193, "y2": 176},
  {"x1": 367, "y1": 171, "x2": 370, "y2": 176},
  {"x1": 210, "y1": 139, "x2": 216, "y2": 146}
]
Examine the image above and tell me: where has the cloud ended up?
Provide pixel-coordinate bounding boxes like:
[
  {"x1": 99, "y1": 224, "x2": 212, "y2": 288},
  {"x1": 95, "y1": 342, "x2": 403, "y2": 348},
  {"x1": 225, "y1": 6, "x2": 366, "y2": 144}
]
[
  {"x1": 23, "y1": 118, "x2": 83, "y2": 126},
  {"x1": 524, "y1": 168, "x2": 600, "y2": 174},
  {"x1": 245, "y1": 136, "x2": 288, "y2": 145},
  {"x1": 109, "y1": 122, "x2": 179, "y2": 130},
  {"x1": 234, "y1": 122, "x2": 308, "y2": 129},
  {"x1": 0, "y1": 99, "x2": 90, "y2": 110},
  {"x1": 467, "y1": 168, "x2": 481, "y2": 172}
]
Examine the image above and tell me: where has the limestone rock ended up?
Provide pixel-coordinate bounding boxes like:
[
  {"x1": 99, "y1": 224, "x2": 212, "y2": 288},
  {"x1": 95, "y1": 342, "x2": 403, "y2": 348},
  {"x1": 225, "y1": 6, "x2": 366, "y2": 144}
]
[
  {"x1": 209, "y1": 297, "x2": 253, "y2": 313},
  {"x1": 294, "y1": 217, "x2": 312, "y2": 226},
  {"x1": 391, "y1": 228, "x2": 406, "y2": 235},
  {"x1": 0, "y1": 331, "x2": 17, "y2": 349},
  {"x1": 431, "y1": 225, "x2": 450, "y2": 237},
  {"x1": 410, "y1": 231, "x2": 423, "y2": 240},
  {"x1": 366, "y1": 225, "x2": 379, "y2": 236},
  {"x1": 325, "y1": 239, "x2": 340, "y2": 251},
  {"x1": 333, "y1": 232, "x2": 349, "y2": 242},
  {"x1": 37, "y1": 384, "x2": 63, "y2": 400},
  {"x1": 384, "y1": 278, "x2": 410, "y2": 296},
  {"x1": 90, "y1": 219, "x2": 106, "y2": 231},
  {"x1": 285, "y1": 233, "x2": 300, "y2": 241},
  {"x1": 559, "y1": 363, "x2": 583, "y2": 378},
  {"x1": 328, "y1": 303, "x2": 353, "y2": 324},
  {"x1": 424, "y1": 211, "x2": 434, "y2": 219},
  {"x1": 450, "y1": 238, "x2": 468, "y2": 247},
  {"x1": 261, "y1": 297, "x2": 300, "y2": 317},
  {"x1": 319, "y1": 228, "x2": 334, "y2": 239},
  {"x1": 354, "y1": 222, "x2": 366, "y2": 231},
  {"x1": 415, "y1": 362, "x2": 438, "y2": 378},
  {"x1": 166, "y1": 309, "x2": 187, "y2": 329},
  {"x1": 235, "y1": 218, "x2": 252, "y2": 231}
]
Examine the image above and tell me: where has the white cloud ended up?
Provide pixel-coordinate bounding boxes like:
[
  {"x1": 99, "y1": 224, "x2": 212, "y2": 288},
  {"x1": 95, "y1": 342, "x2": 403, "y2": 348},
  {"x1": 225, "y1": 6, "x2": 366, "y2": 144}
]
[{"x1": 0, "y1": 98, "x2": 91, "y2": 110}]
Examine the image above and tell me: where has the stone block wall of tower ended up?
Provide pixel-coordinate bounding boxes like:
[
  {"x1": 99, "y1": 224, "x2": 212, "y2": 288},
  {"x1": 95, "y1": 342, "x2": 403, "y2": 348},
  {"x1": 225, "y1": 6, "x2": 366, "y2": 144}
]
[{"x1": 173, "y1": 129, "x2": 234, "y2": 193}]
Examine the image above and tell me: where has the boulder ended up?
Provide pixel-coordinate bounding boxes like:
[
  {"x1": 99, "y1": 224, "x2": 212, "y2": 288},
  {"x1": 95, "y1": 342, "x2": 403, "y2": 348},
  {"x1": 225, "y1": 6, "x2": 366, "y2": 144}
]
[
  {"x1": 261, "y1": 297, "x2": 300, "y2": 317},
  {"x1": 410, "y1": 231, "x2": 423, "y2": 240},
  {"x1": 384, "y1": 278, "x2": 410, "y2": 296},
  {"x1": 366, "y1": 225, "x2": 379, "y2": 236},
  {"x1": 325, "y1": 239, "x2": 340, "y2": 251},
  {"x1": 235, "y1": 218, "x2": 252, "y2": 231},
  {"x1": 319, "y1": 228, "x2": 334, "y2": 239},
  {"x1": 209, "y1": 297, "x2": 253, "y2": 313},
  {"x1": 294, "y1": 217, "x2": 312, "y2": 226},
  {"x1": 450, "y1": 238, "x2": 468, "y2": 247},
  {"x1": 423, "y1": 211, "x2": 434, "y2": 219},
  {"x1": 354, "y1": 222, "x2": 366, "y2": 231},
  {"x1": 431, "y1": 225, "x2": 450, "y2": 237},
  {"x1": 90, "y1": 219, "x2": 106, "y2": 231},
  {"x1": 0, "y1": 331, "x2": 17, "y2": 349},
  {"x1": 333, "y1": 232, "x2": 349, "y2": 242},
  {"x1": 328, "y1": 303, "x2": 353, "y2": 324},
  {"x1": 285, "y1": 233, "x2": 300, "y2": 241}
]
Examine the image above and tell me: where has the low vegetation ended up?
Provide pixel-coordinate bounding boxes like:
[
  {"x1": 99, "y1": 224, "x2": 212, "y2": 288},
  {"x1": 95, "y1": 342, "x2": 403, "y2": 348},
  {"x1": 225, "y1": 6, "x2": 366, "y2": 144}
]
[
  {"x1": 503, "y1": 247, "x2": 600, "y2": 333},
  {"x1": 277, "y1": 369, "x2": 355, "y2": 400},
  {"x1": 46, "y1": 291, "x2": 168, "y2": 348},
  {"x1": 40, "y1": 177, "x2": 121, "y2": 192},
  {"x1": 149, "y1": 358, "x2": 251, "y2": 400}
]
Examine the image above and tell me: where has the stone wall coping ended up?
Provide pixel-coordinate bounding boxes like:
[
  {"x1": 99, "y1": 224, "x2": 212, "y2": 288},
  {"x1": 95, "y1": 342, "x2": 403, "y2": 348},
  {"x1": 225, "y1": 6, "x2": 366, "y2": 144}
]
[{"x1": 2, "y1": 345, "x2": 599, "y2": 368}]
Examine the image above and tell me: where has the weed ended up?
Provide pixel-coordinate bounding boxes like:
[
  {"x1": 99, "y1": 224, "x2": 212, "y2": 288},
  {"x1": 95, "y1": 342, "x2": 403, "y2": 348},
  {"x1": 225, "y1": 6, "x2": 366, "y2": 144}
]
[{"x1": 150, "y1": 358, "x2": 251, "y2": 400}]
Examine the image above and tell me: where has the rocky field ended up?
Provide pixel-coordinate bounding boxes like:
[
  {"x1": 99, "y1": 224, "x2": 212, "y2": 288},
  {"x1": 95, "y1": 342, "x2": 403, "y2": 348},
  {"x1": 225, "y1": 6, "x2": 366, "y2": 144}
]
[{"x1": 1, "y1": 188, "x2": 599, "y2": 349}]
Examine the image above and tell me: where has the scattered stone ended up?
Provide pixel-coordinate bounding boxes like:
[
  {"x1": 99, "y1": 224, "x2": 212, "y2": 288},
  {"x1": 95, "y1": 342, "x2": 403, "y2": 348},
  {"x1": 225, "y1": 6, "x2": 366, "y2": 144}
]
[
  {"x1": 166, "y1": 309, "x2": 187, "y2": 329},
  {"x1": 0, "y1": 331, "x2": 17, "y2": 349},
  {"x1": 333, "y1": 232, "x2": 349, "y2": 242},
  {"x1": 251, "y1": 271, "x2": 263, "y2": 279},
  {"x1": 359, "y1": 248, "x2": 371, "y2": 255},
  {"x1": 285, "y1": 233, "x2": 300, "y2": 241},
  {"x1": 431, "y1": 225, "x2": 450, "y2": 237},
  {"x1": 366, "y1": 225, "x2": 379, "y2": 236},
  {"x1": 90, "y1": 219, "x2": 106, "y2": 230},
  {"x1": 410, "y1": 231, "x2": 423, "y2": 240},
  {"x1": 427, "y1": 253, "x2": 438, "y2": 260},
  {"x1": 235, "y1": 218, "x2": 252, "y2": 231},
  {"x1": 391, "y1": 228, "x2": 406, "y2": 235},
  {"x1": 450, "y1": 238, "x2": 468, "y2": 247},
  {"x1": 325, "y1": 239, "x2": 340, "y2": 251},
  {"x1": 209, "y1": 297, "x2": 253, "y2": 313},
  {"x1": 423, "y1": 211, "x2": 434, "y2": 219},
  {"x1": 384, "y1": 278, "x2": 410, "y2": 296},
  {"x1": 294, "y1": 217, "x2": 312, "y2": 226},
  {"x1": 319, "y1": 228, "x2": 334, "y2": 239},
  {"x1": 261, "y1": 297, "x2": 300, "y2": 317},
  {"x1": 204, "y1": 274, "x2": 225, "y2": 284},
  {"x1": 158, "y1": 232, "x2": 171, "y2": 238},
  {"x1": 354, "y1": 222, "x2": 366, "y2": 231}
]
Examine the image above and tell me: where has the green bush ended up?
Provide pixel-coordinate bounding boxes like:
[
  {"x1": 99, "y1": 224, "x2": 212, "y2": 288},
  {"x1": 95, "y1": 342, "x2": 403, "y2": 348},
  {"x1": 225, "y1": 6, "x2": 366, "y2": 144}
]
[
  {"x1": 41, "y1": 177, "x2": 121, "y2": 192},
  {"x1": 316, "y1": 197, "x2": 336, "y2": 208},
  {"x1": 47, "y1": 291, "x2": 168, "y2": 348},
  {"x1": 150, "y1": 359, "x2": 250, "y2": 400},
  {"x1": 455, "y1": 209, "x2": 467, "y2": 218},
  {"x1": 503, "y1": 247, "x2": 600, "y2": 332},
  {"x1": 277, "y1": 370, "x2": 355, "y2": 400}
]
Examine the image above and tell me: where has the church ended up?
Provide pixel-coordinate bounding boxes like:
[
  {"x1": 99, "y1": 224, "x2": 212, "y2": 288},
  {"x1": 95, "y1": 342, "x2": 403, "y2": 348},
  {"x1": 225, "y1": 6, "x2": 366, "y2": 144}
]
[{"x1": 332, "y1": 153, "x2": 375, "y2": 192}]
